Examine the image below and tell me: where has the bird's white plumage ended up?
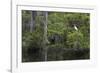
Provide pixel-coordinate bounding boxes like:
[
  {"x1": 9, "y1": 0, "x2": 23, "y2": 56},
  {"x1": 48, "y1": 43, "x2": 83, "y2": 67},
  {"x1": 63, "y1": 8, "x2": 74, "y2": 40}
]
[{"x1": 74, "y1": 25, "x2": 78, "y2": 31}]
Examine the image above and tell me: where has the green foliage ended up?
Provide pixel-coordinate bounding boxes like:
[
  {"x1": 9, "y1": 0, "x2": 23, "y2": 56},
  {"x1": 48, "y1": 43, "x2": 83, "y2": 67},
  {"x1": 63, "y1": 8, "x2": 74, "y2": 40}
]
[
  {"x1": 22, "y1": 10, "x2": 31, "y2": 24},
  {"x1": 22, "y1": 26, "x2": 44, "y2": 49},
  {"x1": 47, "y1": 12, "x2": 90, "y2": 49},
  {"x1": 66, "y1": 31, "x2": 83, "y2": 48}
]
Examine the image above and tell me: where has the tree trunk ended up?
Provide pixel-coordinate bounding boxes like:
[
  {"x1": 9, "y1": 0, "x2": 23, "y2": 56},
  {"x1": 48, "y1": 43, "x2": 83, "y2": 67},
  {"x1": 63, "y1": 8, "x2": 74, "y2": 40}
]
[
  {"x1": 30, "y1": 11, "x2": 36, "y2": 32},
  {"x1": 43, "y1": 11, "x2": 48, "y2": 61}
]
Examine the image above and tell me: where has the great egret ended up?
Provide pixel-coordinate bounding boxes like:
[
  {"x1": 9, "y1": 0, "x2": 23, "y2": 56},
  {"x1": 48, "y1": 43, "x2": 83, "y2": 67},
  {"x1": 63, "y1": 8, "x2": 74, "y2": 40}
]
[{"x1": 74, "y1": 24, "x2": 78, "y2": 31}]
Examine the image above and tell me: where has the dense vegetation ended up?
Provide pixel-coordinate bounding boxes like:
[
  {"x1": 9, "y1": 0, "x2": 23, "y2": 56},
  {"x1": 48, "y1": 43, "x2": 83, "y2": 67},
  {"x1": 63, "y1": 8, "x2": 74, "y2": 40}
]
[{"x1": 22, "y1": 10, "x2": 90, "y2": 62}]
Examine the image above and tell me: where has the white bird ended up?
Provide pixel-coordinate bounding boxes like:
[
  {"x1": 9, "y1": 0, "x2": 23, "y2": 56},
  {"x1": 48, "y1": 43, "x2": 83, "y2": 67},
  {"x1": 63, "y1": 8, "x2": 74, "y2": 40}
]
[{"x1": 74, "y1": 25, "x2": 78, "y2": 31}]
